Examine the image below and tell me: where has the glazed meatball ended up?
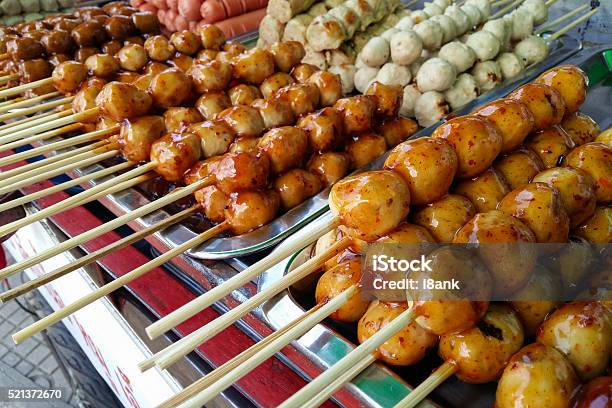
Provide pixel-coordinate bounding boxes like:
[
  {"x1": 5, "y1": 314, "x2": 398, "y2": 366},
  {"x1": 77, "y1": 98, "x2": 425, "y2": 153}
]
[
  {"x1": 297, "y1": 107, "x2": 344, "y2": 153},
  {"x1": 561, "y1": 111, "x2": 601, "y2": 146},
  {"x1": 384, "y1": 137, "x2": 458, "y2": 205},
  {"x1": 41, "y1": 30, "x2": 75, "y2": 55},
  {"x1": 170, "y1": 30, "x2": 200, "y2": 56},
  {"x1": 358, "y1": 301, "x2": 437, "y2": 366},
  {"x1": 150, "y1": 132, "x2": 202, "y2": 183},
  {"x1": 51, "y1": 61, "x2": 87, "y2": 94},
  {"x1": 7, "y1": 37, "x2": 44, "y2": 62},
  {"x1": 196, "y1": 92, "x2": 231, "y2": 120},
  {"x1": 454, "y1": 167, "x2": 510, "y2": 212},
  {"x1": 71, "y1": 21, "x2": 106, "y2": 47},
  {"x1": 118, "y1": 115, "x2": 166, "y2": 162},
  {"x1": 214, "y1": 151, "x2": 270, "y2": 195},
  {"x1": 198, "y1": 24, "x2": 225, "y2": 50},
  {"x1": 96, "y1": 81, "x2": 153, "y2": 121},
  {"x1": 565, "y1": 142, "x2": 612, "y2": 202},
  {"x1": 188, "y1": 60, "x2": 233, "y2": 93},
  {"x1": 132, "y1": 11, "x2": 160, "y2": 34},
  {"x1": 333, "y1": 95, "x2": 376, "y2": 134},
  {"x1": 472, "y1": 99, "x2": 535, "y2": 152},
  {"x1": 498, "y1": 182, "x2": 569, "y2": 243},
  {"x1": 365, "y1": 81, "x2": 403, "y2": 117},
  {"x1": 105, "y1": 15, "x2": 136, "y2": 40},
  {"x1": 377, "y1": 117, "x2": 418, "y2": 148},
  {"x1": 275, "y1": 83, "x2": 321, "y2": 117},
  {"x1": 144, "y1": 35, "x2": 175, "y2": 62},
  {"x1": 508, "y1": 83, "x2": 566, "y2": 130},
  {"x1": 571, "y1": 377, "x2": 612, "y2": 408},
  {"x1": 224, "y1": 190, "x2": 281, "y2": 235},
  {"x1": 307, "y1": 152, "x2": 351, "y2": 187},
  {"x1": 189, "y1": 120, "x2": 235, "y2": 159},
  {"x1": 85, "y1": 54, "x2": 120, "y2": 78},
  {"x1": 257, "y1": 126, "x2": 309, "y2": 174},
  {"x1": 574, "y1": 206, "x2": 612, "y2": 244},
  {"x1": 117, "y1": 44, "x2": 148, "y2": 72},
  {"x1": 269, "y1": 41, "x2": 306, "y2": 73},
  {"x1": 228, "y1": 84, "x2": 261, "y2": 106},
  {"x1": 251, "y1": 98, "x2": 295, "y2": 129},
  {"x1": 535, "y1": 65, "x2": 588, "y2": 113},
  {"x1": 274, "y1": 168, "x2": 322, "y2": 209},
  {"x1": 195, "y1": 185, "x2": 228, "y2": 224},
  {"x1": 233, "y1": 48, "x2": 275, "y2": 85},
  {"x1": 329, "y1": 170, "x2": 411, "y2": 241},
  {"x1": 148, "y1": 68, "x2": 193, "y2": 109},
  {"x1": 75, "y1": 47, "x2": 102, "y2": 64},
  {"x1": 432, "y1": 115, "x2": 503, "y2": 178},
  {"x1": 525, "y1": 126, "x2": 575, "y2": 169},
  {"x1": 316, "y1": 260, "x2": 370, "y2": 322},
  {"x1": 493, "y1": 148, "x2": 544, "y2": 189},
  {"x1": 290, "y1": 63, "x2": 320, "y2": 83},
  {"x1": 412, "y1": 194, "x2": 476, "y2": 243},
  {"x1": 260, "y1": 72, "x2": 295, "y2": 99},
  {"x1": 218, "y1": 106, "x2": 265, "y2": 138},
  {"x1": 71, "y1": 78, "x2": 107, "y2": 121},
  {"x1": 163, "y1": 107, "x2": 203, "y2": 133}
]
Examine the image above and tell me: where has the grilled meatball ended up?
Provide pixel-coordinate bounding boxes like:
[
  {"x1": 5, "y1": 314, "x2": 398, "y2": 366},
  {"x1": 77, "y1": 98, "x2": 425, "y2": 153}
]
[
  {"x1": 453, "y1": 167, "x2": 510, "y2": 213},
  {"x1": 52, "y1": 61, "x2": 88, "y2": 94},
  {"x1": 251, "y1": 98, "x2": 295, "y2": 129},
  {"x1": 472, "y1": 99, "x2": 535, "y2": 152},
  {"x1": 41, "y1": 30, "x2": 75, "y2": 55},
  {"x1": 269, "y1": 41, "x2": 306, "y2": 73},
  {"x1": 308, "y1": 70, "x2": 343, "y2": 107},
  {"x1": 535, "y1": 65, "x2": 588, "y2": 114},
  {"x1": 493, "y1": 148, "x2": 544, "y2": 190},
  {"x1": 574, "y1": 206, "x2": 612, "y2": 244},
  {"x1": 196, "y1": 92, "x2": 231, "y2": 120},
  {"x1": 96, "y1": 82, "x2": 153, "y2": 122},
  {"x1": 118, "y1": 115, "x2": 166, "y2": 162},
  {"x1": 170, "y1": 30, "x2": 200, "y2": 56},
  {"x1": 190, "y1": 120, "x2": 235, "y2": 159},
  {"x1": 346, "y1": 133, "x2": 387, "y2": 168},
  {"x1": 228, "y1": 84, "x2": 261, "y2": 106},
  {"x1": 85, "y1": 54, "x2": 120, "y2": 78},
  {"x1": 188, "y1": 60, "x2": 232, "y2": 93},
  {"x1": 316, "y1": 259, "x2": 370, "y2": 322},
  {"x1": 218, "y1": 106, "x2": 265, "y2": 139},
  {"x1": 565, "y1": 142, "x2": 612, "y2": 203},
  {"x1": 233, "y1": 48, "x2": 275, "y2": 85},
  {"x1": 163, "y1": 107, "x2": 203, "y2": 133},
  {"x1": 260, "y1": 72, "x2": 295, "y2": 99},
  {"x1": 7, "y1": 37, "x2": 44, "y2": 61},
  {"x1": 132, "y1": 11, "x2": 160, "y2": 34},
  {"x1": 71, "y1": 21, "x2": 106, "y2": 47},
  {"x1": 275, "y1": 83, "x2": 321, "y2": 117},
  {"x1": 274, "y1": 168, "x2": 322, "y2": 209},
  {"x1": 105, "y1": 15, "x2": 136, "y2": 40},
  {"x1": 198, "y1": 24, "x2": 225, "y2": 50},
  {"x1": 333, "y1": 95, "x2": 376, "y2": 134},
  {"x1": 257, "y1": 126, "x2": 309, "y2": 174},
  {"x1": 144, "y1": 35, "x2": 175, "y2": 62},
  {"x1": 214, "y1": 151, "x2": 270, "y2": 195},
  {"x1": 412, "y1": 194, "x2": 476, "y2": 243},
  {"x1": 194, "y1": 185, "x2": 228, "y2": 223},
  {"x1": 297, "y1": 107, "x2": 344, "y2": 153},
  {"x1": 561, "y1": 111, "x2": 601, "y2": 146},
  {"x1": 117, "y1": 44, "x2": 148, "y2": 72},
  {"x1": 148, "y1": 68, "x2": 193, "y2": 109},
  {"x1": 150, "y1": 132, "x2": 202, "y2": 183},
  {"x1": 508, "y1": 83, "x2": 566, "y2": 130},
  {"x1": 71, "y1": 78, "x2": 107, "y2": 121},
  {"x1": 291, "y1": 63, "x2": 320, "y2": 83},
  {"x1": 307, "y1": 152, "x2": 351, "y2": 187},
  {"x1": 526, "y1": 126, "x2": 575, "y2": 169}
]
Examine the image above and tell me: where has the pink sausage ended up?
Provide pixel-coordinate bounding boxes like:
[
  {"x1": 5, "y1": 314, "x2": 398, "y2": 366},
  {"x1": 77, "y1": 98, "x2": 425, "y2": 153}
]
[
  {"x1": 200, "y1": 0, "x2": 226, "y2": 22},
  {"x1": 178, "y1": 0, "x2": 201, "y2": 21},
  {"x1": 140, "y1": 3, "x2": 158, "y2": 12},
  {"x1": 151, "y1": 0, "x2": 168, "y2": 10},
  {"x1": 165, "y1": 10, "x2": 178, "y2": 31},
  {"x1": 167, "y1": 0, "x2": 179, "y2": 12},
  {"x1": 130, "y1": 0, "x2": 143, "y2": 7}
]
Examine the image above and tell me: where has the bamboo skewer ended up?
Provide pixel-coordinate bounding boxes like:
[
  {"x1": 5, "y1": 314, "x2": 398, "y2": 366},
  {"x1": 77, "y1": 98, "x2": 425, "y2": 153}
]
[
  {"x1": 144, "y1": 215, "x2": 342, "y2": 340},
  {"x1": 0, "y1": 110, "x2": 62, "y2": 133},
  {"x1": 394, "y1": 361, "x2": 458, "y2": 408},
  {"x1": 546, "y1": 7, "x2": 599, "y2": 42},
  {"x1": 155, "y1": 304, "x2": 324, "y2": 408},
  {"x1": 0, "y1": 123, "x2": 83, "y2": 154},
  {"x1": 0, "y1": 136, "x2": 104, "y2": 181},
  {"x1": 277, "y1": 307, "x2": 418, "y2": 408},
  {"x1": 0, "y1": 78, "x2": 53, "y2": 99},
  {"x1": 179, "y1": 286, "x2": 358, "y2": 408},
  {"x1": 490, "y1": 0, "x2": 525, "y2": 20},
  {"x1": 12, "y1": 220, "x2": 227, "y2": 344},
  {"x1": 0, "y1": 160, "x2": 134, "y2": 213},
  {"x1": 0, "y1": 96, "x2": 74, "y2": 122},
  {"x1": 0, "y1": 125, "x2": 117, "y2": 167},
  {"x1": 0, "y1": 107, "x2": 98, "y2": 140},
  {"x1": 0, "y1": 206, "x2": 199, "y2": 303},
  {"x1": 0, "y1": 175, "x2": 209, "y2": 280},
  {"x1": 536, "y1": 4, "x2": 589, "y2": 34},
  {"x1": 141, "y1": 236, "x2": 353, "y2": 371},
  {"x1": 0, "y1": 92, "x2": 60, "y2": 113},
  {"x1": 0, "y1": 162, "x2": 154, "y2": 241},
  {"x1": 0, "y1": 74, "x2": 18, "y2": 85},
  {"x1": 0, "y1": 149, "x2": 119, "y2": 195}
]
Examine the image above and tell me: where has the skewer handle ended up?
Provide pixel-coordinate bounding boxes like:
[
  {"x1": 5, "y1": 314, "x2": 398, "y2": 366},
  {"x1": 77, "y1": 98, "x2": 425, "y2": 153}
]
[
  {"x1": 12, "y1": 222, "x2": 226, "y2": 344},
  {"x1": 150, "y1": 236, "x2": 353, "y2": 371},
  {"x1": 535, "y1": 4, "x2": 589, "y2": 35},
  {"x1": 179, "y1": 286, "x2": 358, "y2": 408},
  {"x1": 145, "y1": 214, "x2": 342, "y2": 340},
  {"x1": 489, "y1": 0, "x2": 525, "y2": 20},
  {"x1": 0, "y1": 78, "x2": 53, "y2": 99},
  {"x1": 394, "y1": 361, "x2": 458, "y2": 408},
  {"x1": 0, "y1": 110, "x2": 61, "y2": 134},
  {"x1": 0, "y1": 91, "x2": 59, "y2": 114},
  {"x1": 277, "y1": 307, "x2": 418, "y2": 408},
  {"x1": 0, "y1": 107, "x2": 99, "y2": 140},
  {"x1": 0, "y1": 206, "x2": 199, "y2": 303},
  {"x1": 0, "y1": 96, "x2": 74, "y2": 122},
  {"x1": 546, "y1": 7, "x2": 599, "y2": 42},
  {"x1": 0, "y1": 123, "x2": 83, "y2": 155}
]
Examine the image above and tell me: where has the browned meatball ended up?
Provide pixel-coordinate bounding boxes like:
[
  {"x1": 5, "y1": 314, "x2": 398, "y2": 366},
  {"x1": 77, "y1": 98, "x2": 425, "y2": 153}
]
[
  {"x1": 196, "y1": 49, "x2": 218, "y2": 62},
  {"x1": 150, "y1": 132, "x2": 202, "y2": 182},
  {"x1": 75, "y1": 47, "x2": 101, "y2": 63},
  {"x1": 346, "y1": 133, "x2": 387, "y2": 168},
  {"x1": 170, "y1": 30, "x2": 200, "y2": 55},
  {"x1": 41, "y1": 30, "x2": 75, "y2": 55},
  {"x1": 274, "y1": 168, "x2": 323, "y2": 209},
  {"x1": 71, "y1": 21, "x2": 107, "y2": 47},
  {"x1": 145, "y1": 61, "x2": 170, "y2": 76},
  {"x1": 49, "y1": 54, "x2": 72, "y2": 66},
  {"x1": 196, "y1": 92, "x2": 231, "y2": 120},
  {"x1": 290, "y1": 63, "x2": 319, "y2": 83},
  {"x1": 308, "y1": 70, "x2": 343, "y2": 107},
  {"x1": 561, "y1": 111, "x2": 601, "y2": 146},
  {"x1": 365, "y1": 81, "x2": 403, "y2": 117},
  {"x1": 218, "y1": 106, "x2": 265, "y2": 138},
  {"x1": 333, "y1": 95, "x2": 376, "y2": 134},
  {"x1": 453, "y1": 167, "x2": 510, "y2": 212},
  {"x1": 198, "y1": 24, "x2": 225, "y2": 50},
  {"x1": 508, "y1": 83, "x2": 566, "y2": 130},
  {"x1": 377, "y1": 117, "x2": 419, "y2": 147},
  {"x1": 307, "y1": 152, "x2": 351, "y2": 187},
  {"x1": 52, "y1": 61, "x2": 88, "y2": 95},
  {"x1": 72, "y1": 78, "x2": 107, "y2": 121},
  {"x1": 18, "y1": 59, "x2": 52, "y2": 85},
  {"x1": 118, "y1": 115, "x2": 166, "y2": 162},
  {"x1": 144, "y1": 35, "x2": 175, "y2": 62},
  {"x1": 102, "y1": 40, "x2": 123, "y2": 55},
  {"x1": 188, "y1": 60, "x2": 232, "y2": 93},
  {"x1": 258, "y1": 126, "x2": 310, "y2": 174},
  {"x1": 412, "y1": 194, "x2": 476, "y2": 243},
  {"x1": 316, "y1": 260, "x2": 370, "y2": 322},
  {"x1": 251, "y1": 98, "x2": 295, "y2": 129},
  {"x1": 96, "y1": 81, "x2": 153, "y2": 121},
  {"x1": 85, "y1": 54, "x2": 120, "y2": 78},
  {"x1": 493, "y1": 148, "x2": 544, "y2": 190},
  {"x1": 214, "y1": 151, "x2": 270, "y2": 195},
  {"x1": 117, "y1": 44, "x2": 148, "y2": 72},
  {"x1": 105, "y1": 15, "x2": 136, "y2": 40},
  {"x1": 269, "y1": 41, "x2": 306, "y2": 73},
  {"x1": 170, "y1": 53, "x2": 194, "y2": 72},
  {"x1": 132, "y1": 11, "x2": 160, "y2": 34},
  {"x1": 535, "y1": 65, "x2": 588, "y2": 114},
  {"x1": 275, "y1": 83, "x2": 321, "y2": 117},
  {"x1": 225, "y1": 190, "x2": 280, "y2": 235},
  {"x1": 163, "y1": 107, "x2": 203, "y2": 133},
  {"x1": 432, "y1": 115, "x2": 503, "y2": 178},
  {"x1": 526, "y1": 126, "x2": 575, "y2": 169},
  {"x1": 260, "y1": 72, "x2": 295, "y2": 99},
  {"x1": 297, "y1": 107, "x2": 344, "y2": 152},
  {"x1": 195, "y1": 185, "x2": 228, "y2": 223},
  {"x1": 233, "y1": 48, "x2": 275, "y2": 85},
  {"x1": 55, "y1": 19, "x2": 81, "y2": 32},
  {"x1": 148, "y1": 68, "x2": 193, "y2": 109},
  {"x1": 190, "y1": 119, "x2": 235, "y2": 158},
  {"x1": 7, "y1": 37, "x2": 44, "y2": 62},
  {"x1": 472, "y1": 98, "x2": 535, "y2": 152},
  {"x1": 565, "y1": 142, "x2": 612, "y2": 202},
  {"x1": 228, "y1": 84, "x2": 261, "y2": 106}
]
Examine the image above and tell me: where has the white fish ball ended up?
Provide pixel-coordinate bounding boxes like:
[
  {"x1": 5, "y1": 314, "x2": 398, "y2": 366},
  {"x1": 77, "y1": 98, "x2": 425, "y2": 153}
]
[
  {"x1": 497, "y1": 52, "x2": 524, "y2": 79},
  {"x1": 395, "y1": 15, "x2": 415, "y2": 30},
  {"x1": 415, "y1": 91, "x2": 449, "y2": 127},
  {"x1": 461, "y1": 4, "x2": 482, "y2": 27},
  {"x1": 400, "y1": 84, "x2": 422, "y2": 117},
  {"x1": 430, "y1": 14, "x2": 458, "y2": 44},
  {"x1": 423, "y1": 2, "x2": 443, "y2": 16},
  {"x1": 416, "y1": 57, "x2": 457, "y2": 92},
  {"x1": 355, "y1": 66, "x2": 379, "y2": 93},
  {"x1": 411, "y1": 10, "x2": 429, "y2": 24},
  {"x1": 329, "y1": 64, "x2": 357, "y2": 94},
  {"x1": 466, "y1": 30, "x2": 501, "y2": 61},
  {"x1": 413, "y1": 20, "x2": 443, "y2": 50},
  {"x1": 360, "y1": 37, "x2": 390, "y2": 67},
  {"x1": 514, "y1": 35, "x2": 549, "y2": 66},
  {"x1": 471, "y1": 60, "x2": 502, "y2": 92},
  {"x1": 439, "y1": 41, "x2": 476, "y2": 73},
  {"x1": 466, "y1": 0, "x2": 491, "y2": 19},
  {"x1": 482, "y1": 19, "x2": 508, "y2": 43},
  {"x1": 510, "y1": 9, "x2": 534, "y2": 41},
  {"x1": 444, "y1": 5, "x2": 470, "y2": 35},
  {"x1": 444, "y1": 73, "x2": 479, "y2": 110},
  {"x1": 390, "y1": 30, "x2": 423, "y2": 66},
  {"x1": 376, "y1": 62, "x2": 412, "y2": 87},
  {"x1": 521, "y1": 0, "x2": 547, "y2": 25},
  {"x1": 381, "y1": 28, "x2": 400, "y2": 41}
]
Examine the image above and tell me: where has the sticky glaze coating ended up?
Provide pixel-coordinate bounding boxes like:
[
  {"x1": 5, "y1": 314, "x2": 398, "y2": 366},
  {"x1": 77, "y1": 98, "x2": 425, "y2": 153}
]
[
  {"x1": 276, "y1": 82, "x2": 321, "y2": 117},
  {"x1": 508, "y1": 83, "x2": 566, "y2": 131},
  {"x1": 196, "y1": 92, "x2": 231, "y2": 120},
  {"x1": 251, "y1": 98, "x2": 295, "y2": 129},
  {"x1": 453, "y1": 167, "x2": 510, "y2": 212},
  {"x1": 233, "y1": 48, "x2": 276, "y2": 85},
  {"x1": 85, "y1": 54, "x2": 120, "y2": 78},
  {"x1": 535, "y1": 65, "x2": 588, "y2": 114},
  {"x1": 213, "y1": 151, "x2": 270, "y2": 195},
  {"x1": 225, "y1": 190, "x2": 280, "y2": 235},
  {"x1": 297, "y1": 107, "x2": 344, "y2": 153},
  {"x1": 472, "y1": 99, "x2": 535, "y2": 152},
  {"x1": 150, "y1": 132, "x2": 202, "y2": 183},
  {"x1": 574, "y1": 206, "x2": 612, "y2": 244},
  {"x1": 274, "y1": 168, "x2": 322, "y2": 210},
  {"x1": 51, "y1": 61, "x2": 88, "y2": 94},
  {"x1": 316, "y1": 259, "x2": 370, "y2": 322},
  {"x1": 525, "y1": 126, "x2": 575, "y2": 169},
  {"x1": 333, "y1": 95, "x2": 376, "y2": 135},
  {"x1": 412, "y1": 194, "x2": 476, "y2": 243},
  {"x1": 148, "y1": 68, "x2": 193, "y2": 109},
  {"x1": 564, "y1": 142, "x2": 612, "y2": 203},
  {"x1": 346, "y1": 133, "x2": 387, "y2": 168},
  {"x1": 118, "y1": 115, "x2": 166, "y2": 162},
  {"x1": 257, "y1": 126, "x2": 309, "y2": 174},
  {"x1": 307, "y1": 152, "x2": 351, "y2": 188},
  {"x1": 218, "y1": 106, "x2": 265, "y2": 139},
  {"x1": 561, "y1": 112, "x2": 601, "y2": 146},
  {"x1": 493, "y1": 148, "x2": 544, "y2": 190},
  {"x1": 95, "y1": 82, "x2": 152, "y2": 122}
]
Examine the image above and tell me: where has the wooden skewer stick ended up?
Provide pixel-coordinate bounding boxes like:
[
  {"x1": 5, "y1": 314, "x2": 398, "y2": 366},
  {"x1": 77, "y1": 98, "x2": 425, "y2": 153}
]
[
  {"x1": 0, "y1": 107, "x2": 98, "y2": 140},
  {"x1": 536, "y1": 4, "x2": 589, "y2": 34},
  {"x1": 0, "y1": 110, "x2": 62, "y2": 133},
  {"x1": 145, "y1": 214, "x2": 342, "y2": 340},
  {"x1": 143, "y1": 236, "x2": 353, "y2": 371},
  {"x1": 0, "y1": 54, "x2": 9, "y2": 62},
  {"x1": 0, "y1": 174, "x2": 208, "y2": 280},
  {"x1": 0, "y1": 97, "x2": 25, "y2": 108},
  {"x1": 0, "y1": 122, "x2": 83, "y2": 154},
  {"x1": 489, "y1": 0, "x2": 525, "y2": 20},
  {"x1": 0, "y1": 91, "x2": 59, "y2": 113},
  {"x1": 0, "y1": 149, "x2": 119, "y2": 195},
  {"x1": 547, "y1": 7, "x2": 599, "y2": 42},
  {"x1": 544, "y1": 0, "x2": 559, "y2": 6},
  {"x1": 179, "y1": 286, "x2": 358, "y2": 408},
  {"x1": 301, "y1": 355, "x2": 377, "y2": 408},
  {"x1": 0, "y1": 96, "x2": 74, "y2": 122},
  {"x1": 0, "y1": 134, "x2": 103, "y2": 181},
  {"x1": 491, "y1": 0, "x2": 513, "y2": 7},
  {"x1": 0, "y1": 206, "x2": 199, "y2": 303},
  {"x1": 0, "y1": 78, "x2": 53, "y2": 99},
  {"x1": 0, "y1": 125, "x2": 117, "y2": 167},
  {"x1": 0, "y1": 162, "x2": 154, "y2": 241},
  {"x1": 404, "y1": 0, "x2": 418, "y2": 7},
  {"x1": 277, "y1": 307, "x2": 418, "y2": 408},
  {"x1": 0, "y1": 74, "x2": 18, "y2": 85},
  {"x1": 0, "y1": 160, "x2": 134, "y2": 213},
  {"x1": 394, "y1": 361, "x2": 458, "y2": 408},
  {"x1": 12, "y1": 220, "x2": 227, "y2": 345},
  {"x1": 154, "y1": 304, "x2": 324, "y2": 408}
]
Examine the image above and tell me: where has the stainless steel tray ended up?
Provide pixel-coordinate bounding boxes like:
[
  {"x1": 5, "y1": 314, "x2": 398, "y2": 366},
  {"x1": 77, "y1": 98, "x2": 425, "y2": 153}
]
[
  {"x1": 20, "y1": 35, "x2": 582, "y2": 260},
  {"x1": 257, "y1": 47, "x2": 612, "y2": 408}
]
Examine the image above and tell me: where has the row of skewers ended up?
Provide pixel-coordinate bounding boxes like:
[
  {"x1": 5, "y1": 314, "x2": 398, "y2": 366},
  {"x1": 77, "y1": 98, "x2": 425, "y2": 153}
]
[{"x1": 0, "y1": 2, "x2": 607, "y2": 407}]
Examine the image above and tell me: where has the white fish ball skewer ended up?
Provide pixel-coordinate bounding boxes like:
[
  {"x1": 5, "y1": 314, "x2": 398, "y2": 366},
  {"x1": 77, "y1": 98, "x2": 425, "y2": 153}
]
[
  {"x1": 360, "y1": 37, "x2": 390, "y2": 67},
  {"x1": 416, "y1": 58, "x2": 457, "y2": 92},
  {"x1": 514, "y1": 35, "x2": 548, "y2": 66},
  {"x1": 497, "y1": 52, "x2": 524, "y2": 79},
  {"x1": 444, "y1": 73, "x2": 479, "y2": 110},
  {"x1": 390, "y1": 30, "x2": 423, "y2": 66},
  {"x1": 439, "y1": 41, "x2": 477, "y2": 73},
  {"x1": 399, "y1": 84, "x2": 422, "y2": 117},
  {"x1": 471, "y1": 60, "x2": 502, "y2": 92},
  {"x1": 355, "y1": 66, "x2": 379, "y2": 93},
  {"x1": 413, "y1": 20, "x2": 444, "y2": 50},
  {"x1": 415, "y1": 91, "x2": 449, "y2": 127},
  {"x1": 466, "y1": 30, "x2": 501, "y2": 61},
  {"x1": 376, "y1": 63, "x2": 412, "y2": 87}
]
